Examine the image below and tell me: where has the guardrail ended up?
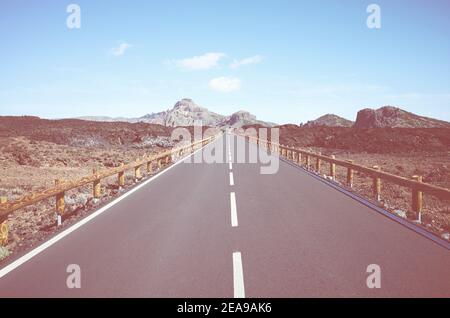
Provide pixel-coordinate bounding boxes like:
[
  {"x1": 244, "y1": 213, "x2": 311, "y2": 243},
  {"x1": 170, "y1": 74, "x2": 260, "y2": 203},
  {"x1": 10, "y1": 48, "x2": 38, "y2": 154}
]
[
  {"x1": 0, "y1": 136, "x2": 215, "y2": 246},
  {"x1": 242, "y1": 134, "x2": 450, "y2": 222}
]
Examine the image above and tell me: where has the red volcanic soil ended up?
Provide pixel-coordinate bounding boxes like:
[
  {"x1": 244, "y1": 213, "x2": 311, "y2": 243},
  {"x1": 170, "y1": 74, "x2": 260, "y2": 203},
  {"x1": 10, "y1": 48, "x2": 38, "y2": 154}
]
[{"x1": 0, "y1": 116, "x2": 173, "y2": 148}]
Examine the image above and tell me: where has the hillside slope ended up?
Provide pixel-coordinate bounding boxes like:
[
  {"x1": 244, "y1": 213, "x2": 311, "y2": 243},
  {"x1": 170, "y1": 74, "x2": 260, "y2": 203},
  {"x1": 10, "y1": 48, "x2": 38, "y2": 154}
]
[
  {"x1": 354, "y1": 106, "x2": 450, "y2": 128},
  {"x1": 304, "y1": 114, "x2": 354, "y2": 127}
]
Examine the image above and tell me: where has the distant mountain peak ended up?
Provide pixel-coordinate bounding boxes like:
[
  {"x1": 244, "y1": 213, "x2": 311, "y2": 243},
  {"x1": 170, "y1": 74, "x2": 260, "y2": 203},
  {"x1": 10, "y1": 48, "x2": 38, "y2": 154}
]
[
  {"x1": 140, "y1": 99, "x2": 224, "y2": 127},
  {"x1": 304, "y1": 114, "x2": 353, "y2": 127},
  {"x1": 172, "y1": 98, "x2": 204, "y2": 112},
  {"x1": 224, "y1": 111, "x2": 257, "y2": 127},
  {"x1": 77, "y1": 98, "x2": 275, "y2": 128},
  {"x1": 354, "y1": 106, "x2": 450, "y2": 128}
]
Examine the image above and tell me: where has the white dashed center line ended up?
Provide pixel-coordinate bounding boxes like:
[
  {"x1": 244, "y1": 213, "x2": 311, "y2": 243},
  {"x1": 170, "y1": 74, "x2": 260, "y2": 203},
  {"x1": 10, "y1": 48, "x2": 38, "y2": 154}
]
[
  {"x1": 233, "y1": 252, "x2": 245, "y2": 298},
  {"x1": 227, "y1": 135, "x2": 233, "y2": 162},
  {"x1": 228, "y1": 136, "x2": 245, "y2": 298},
  {"x1": 229, "y1": 172, "x2": 234, "y2": 186},
  {"x1": 230, "y1": 192, "x2": 238, "y2": 227}
]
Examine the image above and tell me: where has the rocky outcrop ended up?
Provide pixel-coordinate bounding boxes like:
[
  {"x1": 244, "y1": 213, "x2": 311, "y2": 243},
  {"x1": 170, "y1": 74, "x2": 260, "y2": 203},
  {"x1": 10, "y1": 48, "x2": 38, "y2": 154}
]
[
  {"x1": 304, "y1": 114, "x2": 353, "y2": 128},
  {"x1": 224, "y1": 110, "x2": 256, "y2": 126},
  {"x1": 139, "y1": 99, "x2": 225, "y2": 127},
  {"x1": 354, "y1": 106, "x2": 450, "y2": 128},
  {"x1": 220, "y1": 110, "x2": 275, "y2": 128}
]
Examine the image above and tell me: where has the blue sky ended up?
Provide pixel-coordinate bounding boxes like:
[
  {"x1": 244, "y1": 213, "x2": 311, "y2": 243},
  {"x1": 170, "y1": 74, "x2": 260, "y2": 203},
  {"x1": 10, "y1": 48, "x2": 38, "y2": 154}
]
[{"x1": 1, "y1": 0, "x2": 449, "y2": 124}]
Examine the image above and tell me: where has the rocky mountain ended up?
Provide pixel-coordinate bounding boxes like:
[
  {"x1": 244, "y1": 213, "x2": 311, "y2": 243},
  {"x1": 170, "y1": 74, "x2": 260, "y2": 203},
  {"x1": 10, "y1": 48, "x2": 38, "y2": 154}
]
[
  {"x1": 139, "y1": 99, "x2": 225, "y2": 127},
  {"x1": 303, "y1": 114, "x2": 353, "y2": 128},
  {"x1": 220, "y1": 110, "x2": 276, "y2": 128},
  {"x1": 354, "y1": 106, "x2": 450, "y2": 128},
  {"x1": 76, "y1": 99, "x2": 275, "y2": 128}
]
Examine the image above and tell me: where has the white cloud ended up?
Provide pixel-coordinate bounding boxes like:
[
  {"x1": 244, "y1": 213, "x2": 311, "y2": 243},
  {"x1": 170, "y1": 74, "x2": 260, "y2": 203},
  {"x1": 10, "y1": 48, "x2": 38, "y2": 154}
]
[
  {"x1": 209, "y1": 77, "x2": 241, "y2": 93},
  {"x1": 111, "y1": 42, "x2": 132, "y2": 56},
  {"x1": 171, "y1": 52, "x2": 226, "y2": 71},
  {"x1": 230, "y1": 55, "x2": 263, "y2": 69}
]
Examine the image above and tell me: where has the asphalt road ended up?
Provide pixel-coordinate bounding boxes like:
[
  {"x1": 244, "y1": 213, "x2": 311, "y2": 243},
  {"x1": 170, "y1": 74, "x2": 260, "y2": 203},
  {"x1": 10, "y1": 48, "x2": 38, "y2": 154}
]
[{"x1": 0, "y1": 134, "x2": 449, "y2": 297}]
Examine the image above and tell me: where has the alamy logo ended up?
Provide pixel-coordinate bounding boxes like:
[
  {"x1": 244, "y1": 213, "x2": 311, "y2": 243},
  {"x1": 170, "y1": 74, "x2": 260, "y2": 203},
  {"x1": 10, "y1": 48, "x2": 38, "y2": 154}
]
[
  {"x1": 66, "y1": 264, "x2": 81, "y2": 289},
  {"x1": 366, "y1": 264, "x2": 381, "y2": 289},
  {"x1": 66, "y1": 4, "x2": 81, "y2": 29},
  {"x1": 367, "y1": 4, "x2": 381, "y2": 29}
]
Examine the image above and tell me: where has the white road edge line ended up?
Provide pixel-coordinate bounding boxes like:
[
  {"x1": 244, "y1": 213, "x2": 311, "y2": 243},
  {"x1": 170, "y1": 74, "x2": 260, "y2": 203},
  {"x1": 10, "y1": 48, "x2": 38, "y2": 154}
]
[
  {"x1": 230, "y1": 192, "x2": 238, "y2": 227},
  {"x1": 233, "y1": 252, "x2": 245, "y2": 298},
  {"x1": 0, "y1": 143, "x2": 210, "y2": 279},
  {"x1": 229, "y1": 172, "x2": 234, "y2": 186}
]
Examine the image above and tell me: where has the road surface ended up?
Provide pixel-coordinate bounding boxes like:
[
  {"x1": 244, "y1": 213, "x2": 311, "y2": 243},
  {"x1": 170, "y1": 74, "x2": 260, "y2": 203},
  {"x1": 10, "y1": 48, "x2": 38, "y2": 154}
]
[{"x1": 0, "y1": 134, "x2": 449, "y2": 297}]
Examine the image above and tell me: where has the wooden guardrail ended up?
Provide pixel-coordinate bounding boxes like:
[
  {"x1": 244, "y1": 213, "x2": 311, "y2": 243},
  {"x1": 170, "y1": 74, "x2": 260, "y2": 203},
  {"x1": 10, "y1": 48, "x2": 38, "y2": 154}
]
[
  {"x1": 0, "y1": 136, "x2": 215, "y2": 245},
  {"x1": 243, "y1": 134, "x2": 450, "y2": 222}
]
